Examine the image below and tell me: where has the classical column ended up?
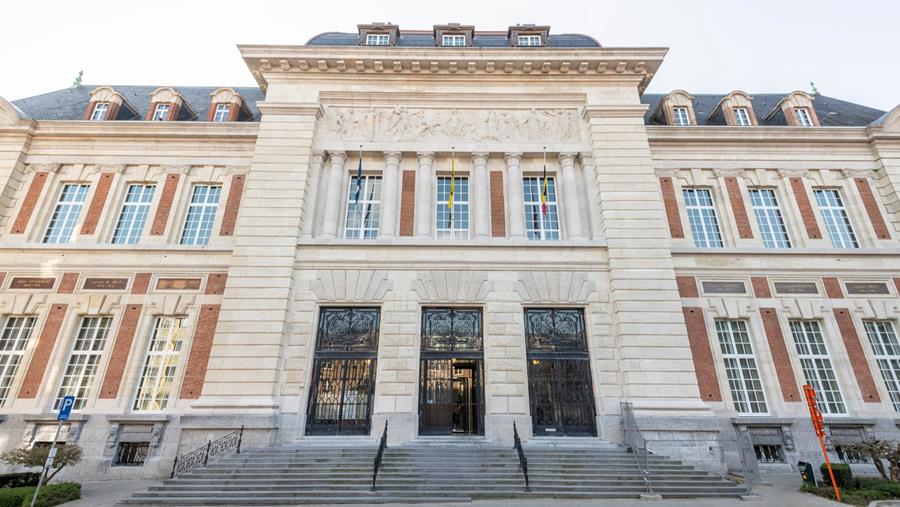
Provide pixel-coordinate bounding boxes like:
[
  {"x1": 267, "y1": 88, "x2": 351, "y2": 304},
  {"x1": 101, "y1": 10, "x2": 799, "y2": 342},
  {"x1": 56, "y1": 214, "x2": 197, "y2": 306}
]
[
  {"x1": 471, "y1": 152, "x2": 490, "y2": 239},
  {"x1": 415, "y1": 152, "x2": 435, "y2": 238},
  {"x1": 320, "y1": 150, "x2": 346, "y2": 239},
  {"x1": 380, "y1": 151, "x2": 402, "y2": 239},
  {"x1": 301, "y1": 151, "x2": 325, "y2": 239},
  {"x1": 559, "y1": 152, "x2": 584, "y2": 240},
  {"x1": 580, "y1": 152, "x2": 602, "y2": 241},
  {"x1": 505, "y1": 152, "x2": 525, "y2": 239}
]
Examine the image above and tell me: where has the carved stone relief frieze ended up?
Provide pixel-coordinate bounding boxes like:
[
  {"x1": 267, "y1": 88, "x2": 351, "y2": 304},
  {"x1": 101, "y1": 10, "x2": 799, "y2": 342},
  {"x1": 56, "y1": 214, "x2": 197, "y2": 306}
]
[{"x1": 411, "y1": 271, "x2": 491, "y2": 303}]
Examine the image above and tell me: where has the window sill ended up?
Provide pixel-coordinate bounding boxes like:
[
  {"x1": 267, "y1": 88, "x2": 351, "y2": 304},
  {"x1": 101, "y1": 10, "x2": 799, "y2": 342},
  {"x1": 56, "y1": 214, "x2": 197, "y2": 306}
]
[
  {"x1": 671, "y1": 246, "x2": 900, "y2": 256},
  {"x1": 298, "y1": 237, "x2": 607, "y2": 248}
]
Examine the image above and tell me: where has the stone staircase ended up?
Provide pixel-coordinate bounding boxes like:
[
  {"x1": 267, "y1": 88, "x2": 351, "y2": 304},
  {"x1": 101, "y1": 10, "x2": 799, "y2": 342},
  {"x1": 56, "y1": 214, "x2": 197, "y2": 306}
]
[{"x1": 119, "y1": 439, "x2": 746, "y2": 505}]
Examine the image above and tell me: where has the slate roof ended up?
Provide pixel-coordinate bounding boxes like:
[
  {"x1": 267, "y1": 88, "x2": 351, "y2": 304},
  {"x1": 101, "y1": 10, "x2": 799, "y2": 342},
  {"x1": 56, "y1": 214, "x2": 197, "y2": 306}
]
[
  {"x1": 12, "y1": 85, "x2": 265, "y2": 122},
  {"x1": 306, "y1": 31, "x2": 601, "y2": 48},
  {"x1": 641, "y1": 93, "x2": 885, "y2": 127}
]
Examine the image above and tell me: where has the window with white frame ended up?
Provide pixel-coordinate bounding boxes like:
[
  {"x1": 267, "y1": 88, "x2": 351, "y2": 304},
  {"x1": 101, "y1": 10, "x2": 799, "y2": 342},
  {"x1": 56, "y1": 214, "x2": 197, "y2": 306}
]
[
  {"x1": 749, "y1": 188, "x2": 791, "y2": 248},
  {"x1": 864, "y1": 320, "x2": 900, "y2": 412},
  {"x1": 794, "y1": 107, "x2": 813, "y2": 127},
  {"x1": 716, "y1": 320, "x2": 768, "y2": 414},
  {"x1": 133, "y1": 317, "x2": 185, "y2": 411},
  {"x1": 0, "y1": 316, "x2": 36, "y2": 407},
  {"x1": 112, "y1": 184, "x2": 155, "y2": 245},
  {"x1": 682, "y1": 188, "x2": 723, "y2": 248},
  {"x1": 523, "y1": 177, "x2": 559, "y2": 240},
  {"x1": 435, "y1": 176, "x2": 469, "y2": 239},
  {"x1": 55, "y1": 316, "x2": 112, "y2": 410},
  {"x1": 90, "y1": 102, "x2": 109, "y2": 121},
  {"x1": 43, "y1": 184, "x2": 89, "y2": 244},
  {"x1": 344, "y1": 175, "x2": 382, "y2": 239},
  {"x1": 814, "y1": 189, "x2": 858, "y2": 248},
  {"x1": 517, "y1": 35, "x2": 542, "y2": 46},
  {"x1": 180, "y1": 185, "x2": 221, "y2": 246},
  {"x1": 442, "y1": 34, "x2": 466, "y2": 47},
  {"x1": 789, "y1": 320, "x2": 846, "y2": 415},
  {"x1": 212, "y1": 104, "x2": 230, "y2": 122},
  {"x1": 734, "y1": 107, "x2": 752, "y2": 126},
  {"x1": 673, "y1": 107, "x2": 691, "y2": 126},
  {"x1": 365, "y1": 33, "x2": 390, "y2": 46},
  {"x1": 151, "y1": 103, "x2": 170, "y2": 121}
]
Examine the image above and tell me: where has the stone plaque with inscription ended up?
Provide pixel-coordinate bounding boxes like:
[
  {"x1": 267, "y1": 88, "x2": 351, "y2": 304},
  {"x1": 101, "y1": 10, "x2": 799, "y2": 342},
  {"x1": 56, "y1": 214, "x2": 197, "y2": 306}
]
[
  {"x1": 845, "y1": 282, "x2": 890, "y2": 295},
  {"x1": 82, "y1": 278, "x2": 129, "y2": 291},
  {"x1": 774, "y1": 282, "x2": 819, "y2": 295},
  {"x1": 156, "y1": 278, "x2": 202, "y2": 291},
  {"x1": 701, "y1": 281, "x2": 747, "y2": 294},
  {"x1": 9, "y1": 277, "x2": 55, "y2": 290}
]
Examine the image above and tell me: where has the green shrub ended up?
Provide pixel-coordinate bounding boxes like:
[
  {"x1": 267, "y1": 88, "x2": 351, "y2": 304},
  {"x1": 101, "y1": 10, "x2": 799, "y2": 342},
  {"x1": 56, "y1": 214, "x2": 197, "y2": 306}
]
[
  {"x1": 0, "y1": 474, "x2": 39, "y2": 489},
  {"x1": 821, "y1": 462, "x2": 854, "y2": 488},
  {"x1": 30, "y1": 482, "x2": 81, "y2": 507},
  {"x1": 0, "y1": 487, "x2": 30, "y2": 507}
]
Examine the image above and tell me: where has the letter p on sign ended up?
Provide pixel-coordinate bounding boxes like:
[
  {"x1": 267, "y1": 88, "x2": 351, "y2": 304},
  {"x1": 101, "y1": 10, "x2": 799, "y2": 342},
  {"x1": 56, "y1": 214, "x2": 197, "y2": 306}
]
[{"x1": 57, "y1": 396, "x2": 75, "y2": 421}]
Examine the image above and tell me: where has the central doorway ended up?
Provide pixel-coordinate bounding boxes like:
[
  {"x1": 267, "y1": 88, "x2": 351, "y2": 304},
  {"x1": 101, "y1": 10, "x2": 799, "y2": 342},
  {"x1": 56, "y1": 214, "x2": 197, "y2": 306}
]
[{"x1": 419, "y1": 308, "x2": 484, "y2": 436}]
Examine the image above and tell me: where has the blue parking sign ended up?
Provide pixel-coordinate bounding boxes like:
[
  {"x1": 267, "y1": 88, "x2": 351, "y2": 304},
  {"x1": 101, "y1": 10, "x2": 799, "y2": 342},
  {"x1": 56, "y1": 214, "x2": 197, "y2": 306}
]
[{"x1": 57, "y1": 396, "x2": 75, "y2": 421}]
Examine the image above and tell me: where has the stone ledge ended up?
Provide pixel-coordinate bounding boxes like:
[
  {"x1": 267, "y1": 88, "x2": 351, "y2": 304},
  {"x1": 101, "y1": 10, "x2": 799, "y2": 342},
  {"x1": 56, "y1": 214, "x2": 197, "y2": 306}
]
[
  {"x1": 106, "y1": 414, "x2": 170, "y2": 424},
  {"x1": 178, "y1": 414, "x2": 278, "y2": 430},
  {"x1": 23, "y1": 413, "x2": 88, "y2": 423}
]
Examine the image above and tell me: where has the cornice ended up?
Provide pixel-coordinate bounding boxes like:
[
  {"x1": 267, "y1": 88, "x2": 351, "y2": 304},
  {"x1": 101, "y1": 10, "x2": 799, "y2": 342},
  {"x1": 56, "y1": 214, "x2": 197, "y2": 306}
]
[
  {"x1": 26, "y1": 121, "x2": 259, "y2": 140},
  {"x1": 646, "y1": 125, "x2": 873, "y2": 144}
]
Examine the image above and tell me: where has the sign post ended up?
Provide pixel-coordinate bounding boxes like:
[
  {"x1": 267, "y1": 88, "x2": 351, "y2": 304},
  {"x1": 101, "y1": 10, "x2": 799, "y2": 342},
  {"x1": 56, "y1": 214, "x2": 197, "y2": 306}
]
[
  {"x1": 30, "y1": 395, "x2": 74, "y2": 507},
  {"x1": 803, "y1": 385, "x2": 840, "y2": 502}
]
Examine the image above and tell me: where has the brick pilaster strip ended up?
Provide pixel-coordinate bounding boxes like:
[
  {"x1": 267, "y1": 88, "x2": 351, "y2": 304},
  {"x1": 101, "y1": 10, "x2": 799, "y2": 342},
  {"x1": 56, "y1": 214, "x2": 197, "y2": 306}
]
[
  {"x1": 894, "y1": 278, "x2": 900, "y2": 296},
  {"x1": 18, "y1": 304, "x2": 68, "y2": 398},
  {"x1": 145, "y1": 102, "x2": 159, "y2": 121},
  {"x1": 105, "y1": 102, "x2": 121, "y2": 121},
  {"x1": 11, "y1": 172, "x2": 49, "y2": 234},
  {"x1": 205, "y1": 273, "x2": 228, "y2": 295},
  {"x1": 676, "y1": 276, "x2": 699, "y2": 298},
  {"x1": 80, "y1": 172, "x2": 115, "y2": 235},
  {"x1": 751, "y1": 277, "x2": 772, "y2": 298},
  {"x1": 823, "y1": 277, "x2": 844, "y2": 299},
  {"x1": 150, "y1": 173, "x2": 180, "y2": 235},
  {"x1": 219, "y1": 174, "x2": 246, "y2": 237},
  {"x1": 98, "y1": 304, "x2": 143, "y2": 399},
  {"x1": 832, "y1": 308, "x2": 881, "y2": 402},
  {"x1": 131, "y1": 273, "x2": 152, "y2": 295},
  {"x1": 57, "y1": 273, "x2": 79, "y2": 294},
  {"x1": 789, "y1": 177, "x2": 822, "y2": 239},
  {"x1": 399, "y1": 170, "x2": 416, "y2": 237},
  {"x1": 724, "y1": 176, "x2": 753, "y2": 239},
  {"x1": 179, "y1": 304, "x2": 221, "y2": 399},
  {"x1": 681, "y1": 307, "x2": 722, "y2": 401},
  {"x1": 83, "y1": 101, "x2": 97, "y2": 121},
  {"x1": 490, "y1": 171, "x2": 506, "y2": 237},
  {"x1": 659, "y1": 177, "x2": 684, "y2": 239},
  {"x1": 854, "y1": 178, "x2": 891, "y2": 240},
  {"x1": 0, "y1": 272, "x2": 6, "y2": 290},
  {"x1": 759, "y1": 307, "x2": 800, "y2": 402}
]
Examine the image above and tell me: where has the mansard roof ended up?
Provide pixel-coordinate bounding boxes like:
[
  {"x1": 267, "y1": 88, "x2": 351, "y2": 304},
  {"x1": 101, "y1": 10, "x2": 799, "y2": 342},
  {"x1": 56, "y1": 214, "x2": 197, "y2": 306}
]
[{"x1": 306, "y1": 31, "x2": 601, "y2": 48}]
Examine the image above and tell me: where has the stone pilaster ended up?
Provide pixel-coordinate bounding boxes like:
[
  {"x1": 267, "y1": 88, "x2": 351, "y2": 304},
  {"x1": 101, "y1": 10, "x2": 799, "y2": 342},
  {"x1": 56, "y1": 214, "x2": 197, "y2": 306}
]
[
  {"x1": 319, "y1": 151, "x2": 346, "y2": 239},
  {"x1": 559, "y1": 152, "x2": 583, "y2": 240},
  {"x1": 580, "y1": 152, "x2": 603, "y2": 241},
  {"x1": 471, "y1": 152, "x2": 490, "y2": 239},
  {"x1": 300, "y1": 151, "x2": 325, "y2": 239},
  {"x1": 379, "y1": 152, "x2": 402, "y2": 239},
  {"x1": 415, "y1": 152, "x2": 434, "y2": 238},
  {"x1": 504, "y1": 152, "x2": 525, "y2": 239}
]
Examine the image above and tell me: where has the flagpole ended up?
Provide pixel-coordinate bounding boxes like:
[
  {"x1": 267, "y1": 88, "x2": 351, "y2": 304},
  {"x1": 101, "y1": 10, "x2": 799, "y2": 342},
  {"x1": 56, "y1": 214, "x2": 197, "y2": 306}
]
[
  {"x1": 448, "y1": 147, "x2": 455, "y2": 230},
  {"x1": 541, "y1": 147, "x2": 548, "y2": 216}
]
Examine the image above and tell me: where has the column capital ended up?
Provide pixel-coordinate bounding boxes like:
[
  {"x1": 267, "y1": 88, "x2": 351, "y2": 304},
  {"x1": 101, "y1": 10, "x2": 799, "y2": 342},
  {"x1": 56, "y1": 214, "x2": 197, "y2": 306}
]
[
  {"x1": 557, "y1": 152, "x2": 577, "y2": 166},
  {"x1": 471, "y1": 152, "x2": 490, "y2": 165},
  {"x1": 311, "y1": 151, "x2": 326, "y2": 164},
  {"x1": 579, "y1": 152, "x2": 594, "y2": 165},
  {"x1": 327, "y1": 150, "x2": 347, "y2": 164},
  {"x1": 383, "y1": 151, "x2": 402, "y2": 165},
  {"x1": 416, "y1": 151, "x2": 435, "y2": 165},
  {"x1": 504, "y1": 152, "x2": 523, "y2": 165}
]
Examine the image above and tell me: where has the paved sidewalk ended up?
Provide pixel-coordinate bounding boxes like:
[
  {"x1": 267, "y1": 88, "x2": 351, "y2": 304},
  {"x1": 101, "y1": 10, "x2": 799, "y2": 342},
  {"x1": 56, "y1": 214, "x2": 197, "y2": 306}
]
[{"x1": 67, "y1": 479, "x2": 155, "y2": 507}]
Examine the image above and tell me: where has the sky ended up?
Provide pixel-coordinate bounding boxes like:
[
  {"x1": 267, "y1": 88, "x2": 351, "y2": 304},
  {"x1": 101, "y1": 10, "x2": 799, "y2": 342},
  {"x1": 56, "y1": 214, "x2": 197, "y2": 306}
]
[{"x1": 1, "y1": 0, "x2": 897, "y2": 110}]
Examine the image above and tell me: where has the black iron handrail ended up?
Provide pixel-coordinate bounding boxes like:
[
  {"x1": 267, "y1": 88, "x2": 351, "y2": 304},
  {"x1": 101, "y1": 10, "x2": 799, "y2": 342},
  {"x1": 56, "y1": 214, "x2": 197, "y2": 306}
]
[
  {"x1": 170, "y1": 425, "x2": 244, "y2": 479},
  {"x1": 621, "y1": 402, "x2": 653, "y2": 495},
  {"x1": 513, "y1": 422, "x2": 530, "y2": 492},
  {"x1": 371, "y1": 420, "x2": 388, "y2": 491}
]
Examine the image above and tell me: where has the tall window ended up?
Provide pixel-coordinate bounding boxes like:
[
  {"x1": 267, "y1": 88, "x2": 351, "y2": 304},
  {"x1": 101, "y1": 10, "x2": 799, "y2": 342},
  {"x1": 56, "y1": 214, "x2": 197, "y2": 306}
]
[
  {"x1": 0, "y1": 317, "x2": 36, "y2": 406},
  {"x1": 133, "y1": 317, "x2": 185, "y2": 411},
  {"x1": 55, "y1": 316, "x2": 112, "y2": 410},
  {"x1": 442, "y1": 34, "x2": 466, "y2": 47},
  {"x1": 749, "y1": 188, "x2": 791, "y2": 248},
  {"x1": 673, "y1": 107, "x2": 691, "y2": 126},
  {"x1": 683, "y1": 188, "x2": 723, "y2": 248},
  {"x1": 794, "y1": 108, "x2": 813, "y2": 127},
  {"x1": 734, "y1": 107, "x2": 751, "y2": 126},
  {"x1": 90, "y1": 102, "x2": 109, "y2": 121},
  {"x1": 716, "y1": 320, "x2": 767, "y2": 414},
  {"x1": 523, "y1": 177, "x2": 559, "y2": 240},
  {"x1": 435, "y1": 176, "x2": 469, "y2": 239},
  {"x1": 864, "y1": 321, "x2": 900, "y2": 412},
  {"x1": 43, "y1": 184, "x2": 89, "y2": 244},
  {"x1": 180, "y1": 185, "x2": 221, "y2": 246},
  {"x1": 112, "y1": 184, "x2": 155, "y2": 245},
  {"x1": 151, "y1": 104, "x2": 170, "y2": 121},
  {"x1": 344, "y1": 176, "x2": 381, "y2": 239},
  {"x1": 517, "y1": 35, "x2": 542, "y2": 46},
  {"x1": 814, "y1": 189, "x2": 858, "y2": 248},
  {"x1": 212, "y1": 104, "x2": 230, "y2": 122},
  {"x1": 790, "y1": 320, "x2": 846, "y2": 415},
  {"x1": 365, "y1": 34, "x2": 390, "y2": 46}
]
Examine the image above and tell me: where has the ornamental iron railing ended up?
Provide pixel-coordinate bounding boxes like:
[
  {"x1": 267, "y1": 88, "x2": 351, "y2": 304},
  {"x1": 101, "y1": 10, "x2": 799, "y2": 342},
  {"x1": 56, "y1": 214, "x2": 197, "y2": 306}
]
[
  {"x1": 513, "y1": 422, "x2": 531, "y2": 492},
  {"x1": 170, "y1": 426, "x2": 243, "y2": 478}
]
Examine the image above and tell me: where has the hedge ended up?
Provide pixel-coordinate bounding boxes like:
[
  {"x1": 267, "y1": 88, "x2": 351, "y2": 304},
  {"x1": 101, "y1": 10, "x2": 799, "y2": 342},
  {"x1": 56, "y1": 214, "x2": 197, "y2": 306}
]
[
  {"x1": 0, "y1": 482, "x2": 81, "y2": 507},
  {"x1": 0, "y1": 474, "x2": 39, "y2": 489},
  {"x1": 821, "y1": 462, "x2": 854, "y2": 488}
]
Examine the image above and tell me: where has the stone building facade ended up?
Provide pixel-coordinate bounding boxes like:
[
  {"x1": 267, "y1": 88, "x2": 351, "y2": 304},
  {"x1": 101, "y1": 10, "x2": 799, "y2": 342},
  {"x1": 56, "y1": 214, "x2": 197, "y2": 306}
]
[{"x1": 0, "y1": 23, "x2": 898, "y2": 480}]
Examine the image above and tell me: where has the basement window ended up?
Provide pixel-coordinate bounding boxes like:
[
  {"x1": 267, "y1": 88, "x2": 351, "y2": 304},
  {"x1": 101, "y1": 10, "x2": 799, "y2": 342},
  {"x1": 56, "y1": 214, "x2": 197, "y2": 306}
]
[{"x1": 114, "y1": 442, "x2": 149, "y2": 466}]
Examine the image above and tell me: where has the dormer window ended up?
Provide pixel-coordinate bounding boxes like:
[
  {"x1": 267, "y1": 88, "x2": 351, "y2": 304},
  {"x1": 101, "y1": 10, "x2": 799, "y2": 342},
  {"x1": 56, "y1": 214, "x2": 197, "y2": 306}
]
[
  {"x1": 90, "y1": 102, "x2": 109, "y2": 121},
  {"x1": 442, "y1": 34, "x2": 466, "y2": 47},
  {"x1": 673, "y1": 107, "x2": 691, "y2": 126},
  {"x1": 517, "y1": 35, "x2": 542, "y2": 47},
  {"x1": 366, "y1": 33, "x2": 390, "y2": 46},
  {"x1": 212, "y1": 104, "x2": 231, "y2": 122},
  {"x1": 151, "y1": 103, "x2": 170, "y2": 121},
  {"x1": 734, "y1": 107, "x2": 751, "y2": 126},
  {"x1": 794, "y1": 108, "x2": 813, "y2": 127},
  {"x1": 508, "y1": 24, "x2": 550, "y2": 47}
]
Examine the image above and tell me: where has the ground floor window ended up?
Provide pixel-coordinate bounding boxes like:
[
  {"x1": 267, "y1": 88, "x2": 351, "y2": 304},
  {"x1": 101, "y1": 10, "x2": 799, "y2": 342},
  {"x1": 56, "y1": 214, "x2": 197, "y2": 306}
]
[
  {"x1": 114, "y1": 442, "x2": 149, "y2": 466},
  {"x1": 753, "y1": 444, "x2": 784, "y2": 463}
]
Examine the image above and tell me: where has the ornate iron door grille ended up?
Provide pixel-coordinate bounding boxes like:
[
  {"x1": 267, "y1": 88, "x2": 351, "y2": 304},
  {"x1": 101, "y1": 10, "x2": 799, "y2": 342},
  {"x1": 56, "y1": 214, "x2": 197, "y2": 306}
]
[
  {"x1": 524, "y1": 308, "x2": 597, "y2": 436},
  {"x1": 306, "y1": 308, "x2": 379, "y2": 435}
]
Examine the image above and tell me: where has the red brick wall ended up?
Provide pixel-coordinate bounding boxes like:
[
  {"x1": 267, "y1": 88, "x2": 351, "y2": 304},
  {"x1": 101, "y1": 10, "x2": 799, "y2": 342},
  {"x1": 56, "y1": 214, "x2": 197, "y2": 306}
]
[
  {"x1": 150, "y1": 174, "x2": 180, "y2": 235},
  {"x1": 724, "y1": 177, "x2": 753, "y2": 239},
  {"x1": 205, "y1": 273, "x2": 228, "y2": 295},
  {"x1": 490, "y1": 171, "x2": 506, "y2": 237},
  {"x1": 132, "y1": 273, "x2": 152, "y2": 295},
  {"x1": 399, "y1": 171, "x2": 416, "y2": 237},
  {"x1": 676, "y1": 276, "x2": 699, "y2": 297},
  {"x1": 855, "y1": 178, "x2": 891, "y2": 240},
  {"x1": 823, "y1": 277, "x2": 844, "y2": 299},
  {"x1": 681, "y1": 307, "x2": 722, "y2": 401},
  {"x1": 80, "y1": 172, "x2": 115, "y2": 235},
  {"x1": 894, "y1": 278, "x2": 900, "y2": 296},
  {"x1": 218, "y1": 175, "x2": 245, "y2": 237},
  {"x1": 179, "y1": 304, "x2": 221, "y2": 399},
  {"x1": 751, "y1": 277, "x2": 772, "y2": 298},
  {"x1": 18, "y1": 304, "x2": 68, "y2": 398},
  {"x1": 11, "y1": 172, "x2": 48, "y2": 234},
  {"x1": 759, "y1": 307, "x2": 800, "y2": 402},
  {"x1": 832, "y1": 308, "x2": 881, "y2": 403},
  {"x1": 659, "y1": 177, "x2": 684, "y2": 239},
  {"x1": 98, "y1": 304, "x2": 143, "y2": 399},
  {"x1": 789, "y1": 177, "x2": 822, "y2": 239},
  {"x1": 57, "y1": 273, "x2": 79, "y2": 294}
]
